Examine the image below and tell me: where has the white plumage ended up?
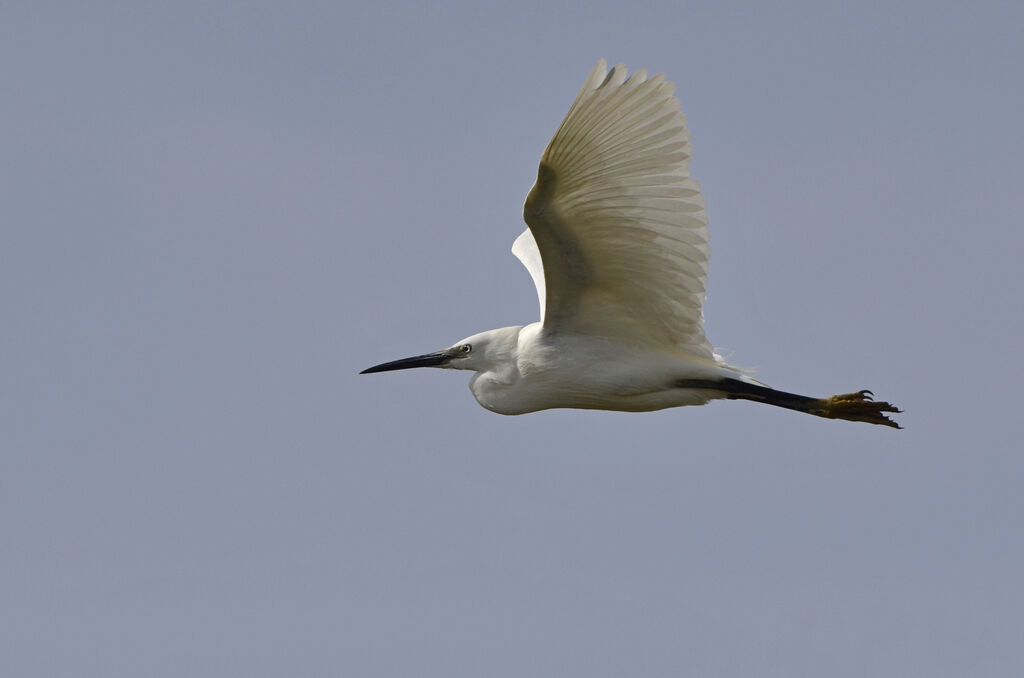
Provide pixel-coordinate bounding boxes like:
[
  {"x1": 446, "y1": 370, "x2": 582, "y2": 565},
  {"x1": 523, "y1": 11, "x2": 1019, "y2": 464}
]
[
  {"x1": 362, "y1": 61, "x2": 902, "y2": 428},
  {"x1": 520, "y1": 60, "x2": 712, "y2": 358}
]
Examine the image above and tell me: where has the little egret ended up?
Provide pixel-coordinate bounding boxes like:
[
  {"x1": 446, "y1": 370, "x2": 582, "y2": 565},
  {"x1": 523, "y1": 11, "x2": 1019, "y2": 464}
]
[{"x1": 362, "y1": 60, "x2": 901, "y2": 428}]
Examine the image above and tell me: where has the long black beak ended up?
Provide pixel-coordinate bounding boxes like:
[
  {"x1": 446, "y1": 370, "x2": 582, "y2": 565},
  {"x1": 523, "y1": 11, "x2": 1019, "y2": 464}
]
[{"x1": 360, "y1": 350, "x2": 453, "y2": 374}]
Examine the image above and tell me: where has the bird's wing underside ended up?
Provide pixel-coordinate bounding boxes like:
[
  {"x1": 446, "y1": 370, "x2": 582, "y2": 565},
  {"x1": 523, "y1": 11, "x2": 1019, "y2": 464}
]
[{"x1": 517, "y1": 59, "x2": 713, "y2": 358}]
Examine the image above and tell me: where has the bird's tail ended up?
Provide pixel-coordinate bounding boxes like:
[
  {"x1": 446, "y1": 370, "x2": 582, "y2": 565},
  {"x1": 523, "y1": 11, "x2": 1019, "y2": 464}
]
[{"x1": 680, "y1": 378, "x2": 902, "y2": 428}]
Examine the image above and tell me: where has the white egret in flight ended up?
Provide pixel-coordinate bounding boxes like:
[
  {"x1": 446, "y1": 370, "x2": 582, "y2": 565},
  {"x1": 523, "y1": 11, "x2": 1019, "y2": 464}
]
[{"x1": 362, "y1": 60, "x2": 901, "y2": 428}]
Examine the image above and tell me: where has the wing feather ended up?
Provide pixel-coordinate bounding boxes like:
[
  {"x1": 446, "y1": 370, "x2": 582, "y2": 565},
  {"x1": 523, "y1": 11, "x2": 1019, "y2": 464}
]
[{"x1": 520, "y1": 60, "x2": 713, "y2": 357}]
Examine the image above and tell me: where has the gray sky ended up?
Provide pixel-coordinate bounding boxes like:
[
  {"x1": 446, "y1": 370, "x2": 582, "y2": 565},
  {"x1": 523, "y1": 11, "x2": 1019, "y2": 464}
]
[{"x1": 3, "y1": 1, "x2": 1023, "y2": 676}]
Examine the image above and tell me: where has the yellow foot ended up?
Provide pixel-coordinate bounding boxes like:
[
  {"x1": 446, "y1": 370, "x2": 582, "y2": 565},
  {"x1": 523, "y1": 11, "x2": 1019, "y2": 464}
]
[{"x1": 820, "y1": 390, "x2": 902, "y2": 428}]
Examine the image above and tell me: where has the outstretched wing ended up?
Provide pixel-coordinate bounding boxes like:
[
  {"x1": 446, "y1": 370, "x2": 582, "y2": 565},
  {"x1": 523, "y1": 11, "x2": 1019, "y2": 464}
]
[{"x1": 517, "y1": 60, "x2": 712, "y2": 358}]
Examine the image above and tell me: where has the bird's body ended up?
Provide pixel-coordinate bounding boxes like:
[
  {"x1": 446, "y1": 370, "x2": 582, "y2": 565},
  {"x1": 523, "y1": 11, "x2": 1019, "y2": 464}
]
[
  {"x1": 458, "y1": 324, "x2": 730, "y2": 415},
  {"x1": 362, "y1": 60, "x2": 902, "y2": 428}
]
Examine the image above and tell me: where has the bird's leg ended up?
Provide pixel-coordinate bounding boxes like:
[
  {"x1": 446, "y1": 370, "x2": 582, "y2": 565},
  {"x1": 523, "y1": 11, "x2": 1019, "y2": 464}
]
[{"x1": 677, "y1": 379, "x2": 902, "y2": 428}]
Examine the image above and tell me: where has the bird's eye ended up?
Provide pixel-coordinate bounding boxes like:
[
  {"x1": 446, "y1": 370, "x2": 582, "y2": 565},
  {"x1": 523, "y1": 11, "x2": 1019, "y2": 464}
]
[{"x1": 460, "y1": 344, "x2": 472, "y2": 354}]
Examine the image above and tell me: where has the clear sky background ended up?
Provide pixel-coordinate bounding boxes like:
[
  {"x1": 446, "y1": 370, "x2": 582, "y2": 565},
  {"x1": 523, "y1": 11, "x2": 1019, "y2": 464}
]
[{"x1": 3, "y1": 2, "x2": 1023, "y2": 676}]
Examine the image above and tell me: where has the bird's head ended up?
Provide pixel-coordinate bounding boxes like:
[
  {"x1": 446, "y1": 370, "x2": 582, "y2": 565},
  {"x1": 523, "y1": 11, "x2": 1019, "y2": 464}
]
[{"x1": 360, "y1": 326, "x2": 521, "y2": 375}]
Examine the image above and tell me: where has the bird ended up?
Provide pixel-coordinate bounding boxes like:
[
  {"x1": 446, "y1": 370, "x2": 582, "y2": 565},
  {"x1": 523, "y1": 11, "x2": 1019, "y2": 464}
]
[{"x1": 361, "y1": 60, "x2": 901, "y2": 428}]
